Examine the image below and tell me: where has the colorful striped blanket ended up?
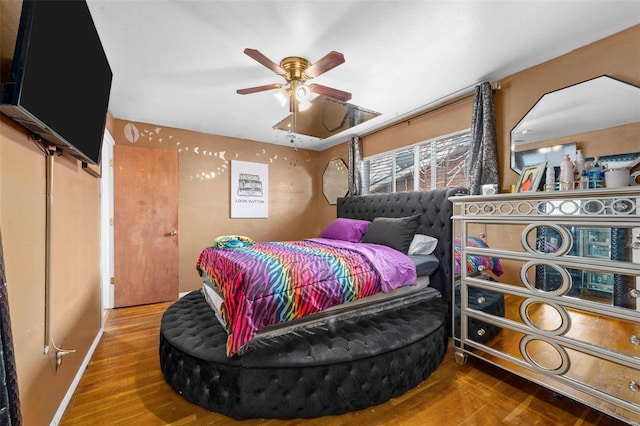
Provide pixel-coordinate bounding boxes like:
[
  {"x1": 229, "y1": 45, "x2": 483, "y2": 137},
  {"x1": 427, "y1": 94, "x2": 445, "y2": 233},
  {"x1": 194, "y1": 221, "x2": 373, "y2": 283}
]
[
  {"x1": 196, "y1": 238, "x2": 416, "y2": 357},
  {"x1": 454, "y1": 237, "x2": 504, "y2": 276}
]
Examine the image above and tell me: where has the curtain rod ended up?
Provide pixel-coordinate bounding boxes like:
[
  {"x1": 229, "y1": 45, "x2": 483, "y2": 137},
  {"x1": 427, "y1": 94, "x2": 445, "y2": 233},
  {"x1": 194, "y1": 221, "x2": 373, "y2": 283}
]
[{"x1": 362, "y1": 80, "x2": 501, "y2": 139}]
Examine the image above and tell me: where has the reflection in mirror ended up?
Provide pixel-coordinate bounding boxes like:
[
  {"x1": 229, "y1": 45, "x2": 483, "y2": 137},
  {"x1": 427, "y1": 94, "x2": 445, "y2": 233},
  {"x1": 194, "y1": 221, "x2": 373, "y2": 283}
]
[
  {"x1": 521, "y1": 259, "x2": 639, "y2": 310},
  {"x1": 513, "y1": 142, "x2": 575, "y2": 174},
  {"x1": 523, "y1": 224, "x2": 567, "y2": 255},
  {"x1": 511, "y1": 75, "x2": 640, "y2": 173},
  {"x1": 524, "y1": 261, "x2": 571, "y2": 296},
  {"x1": 468, "y1": 293, "x2": 640, "y2": 421},
  {"x1": 322, "y1": 158, "x2": 348, "y2": 205},
  {"x1": 494, "y1": 292, "x2": 639, "y2": 351},
  {"x1": 520, "y1": 300, "x2": 565, "y2": 333},
  {"x1": 273, "y1": 95, "x2": 381, "y2": 139},
  {"x1": 520, "y1": 338, "x2": 567, "y2": 373},
  {"x1": 478, "y1": 221, "x2": 638, "y2": 310}
]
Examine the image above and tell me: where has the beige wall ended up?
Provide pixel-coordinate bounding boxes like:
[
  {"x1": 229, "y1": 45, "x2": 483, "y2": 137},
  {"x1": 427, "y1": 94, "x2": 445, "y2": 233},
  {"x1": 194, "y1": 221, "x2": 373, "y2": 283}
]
[
  {"x1": 497, "y1": 25, "x2": 640, "y2": 191},
  {"x1": 348, "y1": 25, "x2": 640, "y2": 193},
  {"x1": 315, "y1": 142, "x2": 350, "y2": 230},
  {"x1": 0, "y1": 114, "x2": 102, "y2": 426},
  {"x1": 109, "y1": 119, "x2": 328, "y2": 293}
]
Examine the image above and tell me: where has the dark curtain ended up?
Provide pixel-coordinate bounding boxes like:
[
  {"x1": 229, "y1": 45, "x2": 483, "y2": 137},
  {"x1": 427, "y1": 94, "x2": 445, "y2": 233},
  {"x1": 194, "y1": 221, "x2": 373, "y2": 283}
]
[
  {"x1": 468, "y1": 82, "x2": 499, "y2": 195},
  {"x1": 0, "y1": 229, "x2": 21, "y2": 426},
  {"x1": 611, "y1": 228, "x2": 628, "y2": 307},
  {"x1": 347, "y1": 135, "x2": 362, "y2": 196}
]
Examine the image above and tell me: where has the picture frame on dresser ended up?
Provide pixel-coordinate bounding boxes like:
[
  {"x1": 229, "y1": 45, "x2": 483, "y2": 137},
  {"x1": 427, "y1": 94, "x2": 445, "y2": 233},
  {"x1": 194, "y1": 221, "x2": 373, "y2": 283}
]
[{"x1": 515, "y1": 161, "x2": 546, "y2": 192}]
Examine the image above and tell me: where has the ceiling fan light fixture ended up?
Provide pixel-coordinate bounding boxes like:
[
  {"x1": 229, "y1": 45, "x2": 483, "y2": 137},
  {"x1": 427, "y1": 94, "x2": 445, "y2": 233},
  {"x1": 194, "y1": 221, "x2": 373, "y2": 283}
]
[
  {"x1": 294, "y1": 83, "x2": 311, "y2": 102},
  {"x1": 274, "y1": 88, "x2": 288, "y2": 107},
  {"x1": 238, "y1": 48, "x2": 352, "y2": 117}
]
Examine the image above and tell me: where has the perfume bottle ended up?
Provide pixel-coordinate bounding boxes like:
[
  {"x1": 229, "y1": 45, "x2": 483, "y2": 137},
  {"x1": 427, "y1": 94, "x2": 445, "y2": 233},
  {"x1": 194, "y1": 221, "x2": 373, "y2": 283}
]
[
  {"x1": 580, "y1": 170, "x2": 589, "y2": 190},
  {"x1": 574, "y1": 150, "x2": 585, "y2": 175},
  {"x1": 559, "y1": 154, "x2": 574, "y2": 191},
  {"x1": 574, "y1": 149, "x2": 585, "y2": 188},
  {"x1": 588, "y1": 157, "x2": 603, "y2": 188},
  {"x1": 545, "y1": 165, "x2": 555, "y2": 191}
]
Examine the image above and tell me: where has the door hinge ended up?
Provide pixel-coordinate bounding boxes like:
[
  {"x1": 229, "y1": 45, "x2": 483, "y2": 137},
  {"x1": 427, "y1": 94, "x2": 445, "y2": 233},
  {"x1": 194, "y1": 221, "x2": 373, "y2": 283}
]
[
  {"x1": 110, "y1": 218, "x2": 114, "y2": 226},
  {"x1": 109, "y1": 159, "x2": 113, "y2": 167},
  {"x1": 110, "y1": 277, "x2": 115, "y2": 285}
]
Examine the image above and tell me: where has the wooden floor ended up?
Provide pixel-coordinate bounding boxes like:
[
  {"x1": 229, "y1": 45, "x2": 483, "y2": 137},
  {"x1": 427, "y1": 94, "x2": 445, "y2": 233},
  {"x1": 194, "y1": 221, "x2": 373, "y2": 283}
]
[{"x1": 60, "y1": 301, "x2": 628, "y2": 426}]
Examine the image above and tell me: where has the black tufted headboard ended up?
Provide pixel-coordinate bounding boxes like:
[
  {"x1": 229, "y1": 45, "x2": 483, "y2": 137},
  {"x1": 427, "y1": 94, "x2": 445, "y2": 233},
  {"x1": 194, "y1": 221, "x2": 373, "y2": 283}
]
[{"x1": 337, "y1": 187, "x2": 468, "y2": 302}]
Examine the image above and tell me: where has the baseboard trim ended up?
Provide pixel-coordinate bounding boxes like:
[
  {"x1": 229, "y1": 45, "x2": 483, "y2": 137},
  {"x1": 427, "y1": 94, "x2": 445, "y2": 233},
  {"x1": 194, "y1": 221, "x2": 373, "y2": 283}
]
[{"x1": 49, "y1": 327, "x2": 104, "y2": 426}]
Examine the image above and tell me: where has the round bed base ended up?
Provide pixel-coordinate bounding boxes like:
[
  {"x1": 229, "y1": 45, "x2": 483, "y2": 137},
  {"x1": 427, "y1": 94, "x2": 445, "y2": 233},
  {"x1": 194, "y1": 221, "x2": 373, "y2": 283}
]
[{"x1": 159, "y1": 290, "x2": 448, "y2": 420}]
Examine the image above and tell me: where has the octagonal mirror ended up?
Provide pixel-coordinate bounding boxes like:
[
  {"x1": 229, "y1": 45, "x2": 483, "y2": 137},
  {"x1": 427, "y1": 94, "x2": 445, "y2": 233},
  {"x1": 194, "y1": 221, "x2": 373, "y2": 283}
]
[
  {"x1": 322, "y1": 158, "x2": 348, "y2": 204},
  {"x1": 511, "y1": 75, "x2": 640, "y2": 174}
]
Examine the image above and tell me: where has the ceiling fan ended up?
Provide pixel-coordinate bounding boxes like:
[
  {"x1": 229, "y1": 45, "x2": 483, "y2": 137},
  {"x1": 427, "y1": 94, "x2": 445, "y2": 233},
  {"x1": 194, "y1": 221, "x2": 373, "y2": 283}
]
[{"x1": 236, "y1": 48, "x2": 352, "y2": 113}]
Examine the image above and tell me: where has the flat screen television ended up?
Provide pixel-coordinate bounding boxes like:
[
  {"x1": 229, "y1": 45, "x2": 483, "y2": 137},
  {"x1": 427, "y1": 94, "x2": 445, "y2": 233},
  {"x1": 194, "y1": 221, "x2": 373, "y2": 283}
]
[{"x1": 0, "y1": 0, "x2": 112, "y2": 166}]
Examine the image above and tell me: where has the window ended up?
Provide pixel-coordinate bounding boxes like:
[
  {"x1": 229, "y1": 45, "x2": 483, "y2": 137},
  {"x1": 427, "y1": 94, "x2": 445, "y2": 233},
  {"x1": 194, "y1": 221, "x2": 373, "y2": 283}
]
[{"x1": 363, "y1": 130, "x2": 471, "y2": 194}]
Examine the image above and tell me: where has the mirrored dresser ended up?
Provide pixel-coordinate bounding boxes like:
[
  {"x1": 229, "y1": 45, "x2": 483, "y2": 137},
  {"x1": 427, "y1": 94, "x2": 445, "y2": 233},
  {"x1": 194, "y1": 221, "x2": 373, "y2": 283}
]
[{"x1": 452, "y1": 187, "x2": 640, "y2": 424}]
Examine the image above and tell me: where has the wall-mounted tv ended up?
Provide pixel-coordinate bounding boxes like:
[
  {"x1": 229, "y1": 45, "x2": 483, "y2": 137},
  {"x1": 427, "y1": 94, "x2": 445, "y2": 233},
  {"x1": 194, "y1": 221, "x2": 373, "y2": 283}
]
[{"x1": 0, "y1": 0, "x2": 112, "y2": 166}]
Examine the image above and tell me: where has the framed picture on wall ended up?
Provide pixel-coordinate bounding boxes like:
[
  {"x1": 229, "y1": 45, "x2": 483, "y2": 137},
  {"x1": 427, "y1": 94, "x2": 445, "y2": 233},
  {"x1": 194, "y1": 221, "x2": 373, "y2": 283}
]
[
  {"x1": 230, "y1": 160, "x2": 269, "y2": 218},
  {"x1": 516, "y1": 162, "x2": 546, "y2": 192}
]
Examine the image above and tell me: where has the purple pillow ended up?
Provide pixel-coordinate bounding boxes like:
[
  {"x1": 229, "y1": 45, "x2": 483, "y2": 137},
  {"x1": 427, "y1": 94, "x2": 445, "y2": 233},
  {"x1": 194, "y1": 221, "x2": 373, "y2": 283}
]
[{"x1": 320, "y1": 218, "x2": 371, "y2": 243}]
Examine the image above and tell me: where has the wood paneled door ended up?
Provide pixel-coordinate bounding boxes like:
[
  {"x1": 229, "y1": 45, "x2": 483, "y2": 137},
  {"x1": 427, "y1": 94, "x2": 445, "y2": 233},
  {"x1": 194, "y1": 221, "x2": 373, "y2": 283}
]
[{"x1": 113, "y1": 145, "x2": 179, "y2": 307}]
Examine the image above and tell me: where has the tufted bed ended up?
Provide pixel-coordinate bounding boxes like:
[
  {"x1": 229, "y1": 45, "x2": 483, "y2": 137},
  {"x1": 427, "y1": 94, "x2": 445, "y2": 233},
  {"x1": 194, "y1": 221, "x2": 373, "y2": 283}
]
[{"x1": 159, "y1": 187, "x2": 467, "y2": 419}]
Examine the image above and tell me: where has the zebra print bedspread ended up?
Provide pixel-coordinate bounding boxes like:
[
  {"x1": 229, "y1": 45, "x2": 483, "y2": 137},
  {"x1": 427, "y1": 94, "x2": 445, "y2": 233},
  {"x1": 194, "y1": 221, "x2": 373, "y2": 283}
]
[{"x1": 196, "y1": 238, "x2": 417, "y2": 357}]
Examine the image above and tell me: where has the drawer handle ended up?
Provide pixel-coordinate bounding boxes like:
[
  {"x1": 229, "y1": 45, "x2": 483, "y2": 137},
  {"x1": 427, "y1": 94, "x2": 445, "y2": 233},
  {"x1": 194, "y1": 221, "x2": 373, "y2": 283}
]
[
  {"x1": 633, "y1": 242, "x2": 640, "y2": 250},
  {"x1": 477, "y1": 296, "x2": 486, "y2": 304},
  {"x1": 631, "y1": 335, "x2": 640, "y2": 346},
  {"x1": 630, "y1": 289, "x2": 640, "y2": 299},
  {"x1": 477, "y1": 328, "x2": 486, "y2": 337},
  {"x1": 630, "y1": 381, "x2": 639, "y2": 392}
]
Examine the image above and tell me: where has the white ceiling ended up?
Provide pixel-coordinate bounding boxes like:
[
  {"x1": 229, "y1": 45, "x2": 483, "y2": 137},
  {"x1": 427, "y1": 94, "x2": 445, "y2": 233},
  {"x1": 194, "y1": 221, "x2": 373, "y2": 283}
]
[{"x1": 85, "y1": 0, "x2": 640, "y2": 151}]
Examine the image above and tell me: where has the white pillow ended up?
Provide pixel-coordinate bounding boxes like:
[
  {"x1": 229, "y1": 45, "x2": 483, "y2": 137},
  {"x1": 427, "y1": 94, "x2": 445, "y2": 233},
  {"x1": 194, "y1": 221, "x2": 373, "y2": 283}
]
[{"x1": 408, "y1": 234, "x2": 438, "y2": 255}]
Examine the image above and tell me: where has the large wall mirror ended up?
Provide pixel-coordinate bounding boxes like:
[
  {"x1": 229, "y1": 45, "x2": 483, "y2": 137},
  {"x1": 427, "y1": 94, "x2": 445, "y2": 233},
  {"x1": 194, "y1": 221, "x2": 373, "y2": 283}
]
[
  {"x1": 511, "y1": 75, "x2": 640, "y2": 174},
  {"x1": 322, "y1": 158, "x2": 348, "y2": 204}
]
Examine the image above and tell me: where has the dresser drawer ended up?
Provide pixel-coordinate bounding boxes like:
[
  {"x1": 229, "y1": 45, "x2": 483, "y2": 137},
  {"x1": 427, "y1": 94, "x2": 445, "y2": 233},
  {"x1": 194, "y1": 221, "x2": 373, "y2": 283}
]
[
  {"x1": 463, "y1": 288, "x2": 640, "y2": 361},
  {"x1": 463, "y1": 258, "x2": 640, "y2": 311},
  {"x1": 461, "y1": 322, "x2": 640, "y2": 413},
  {"x1": 459, "y1": 220, "x2": 640, "y2": 267},
  {"x1": 453, "y1": 282, "x2": 504, "y2": 346},
  {"x1": 504, "y1": 293, "x2": 640, "y2": 360}
]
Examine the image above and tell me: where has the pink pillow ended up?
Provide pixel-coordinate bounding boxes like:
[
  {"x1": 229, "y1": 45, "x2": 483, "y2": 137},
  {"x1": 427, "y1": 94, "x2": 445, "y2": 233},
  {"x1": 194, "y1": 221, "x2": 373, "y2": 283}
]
[{"x1": 320, "y1": 218, "x2": 371, "y2": 243}]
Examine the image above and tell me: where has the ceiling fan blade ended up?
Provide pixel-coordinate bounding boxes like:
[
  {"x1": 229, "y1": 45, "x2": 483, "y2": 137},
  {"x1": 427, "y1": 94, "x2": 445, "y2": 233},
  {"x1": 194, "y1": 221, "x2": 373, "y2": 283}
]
[
  {"x1": 309, "y1": 84, "x2": 352, "y2": 102},
  {"x1": 303, "y1": 51, "x2": 345, "y2": 79},
  {"x1": 243, "y1": 48, "x2": 287, "y2": 77},
  {"x1": 236, "y1": 83, "x2": 283, "y2": 95}
]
